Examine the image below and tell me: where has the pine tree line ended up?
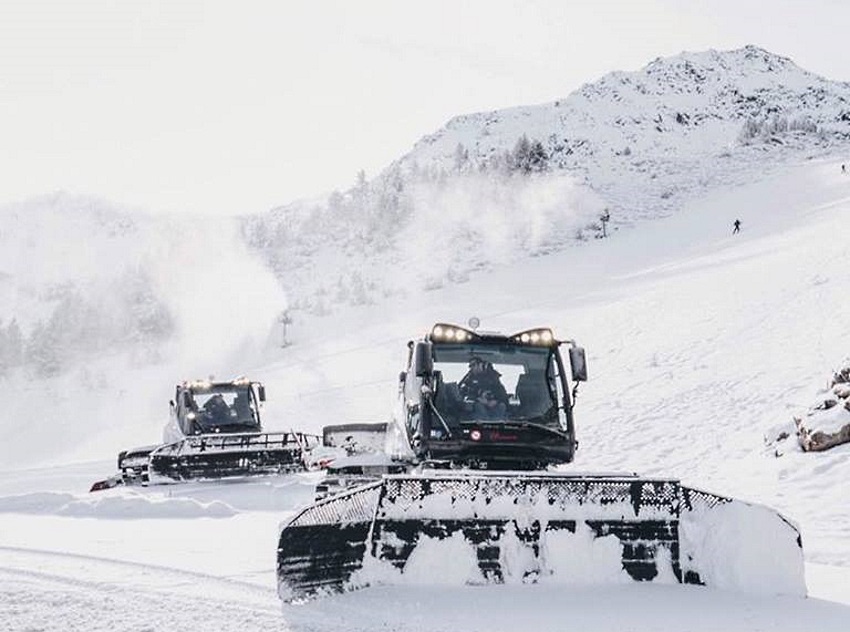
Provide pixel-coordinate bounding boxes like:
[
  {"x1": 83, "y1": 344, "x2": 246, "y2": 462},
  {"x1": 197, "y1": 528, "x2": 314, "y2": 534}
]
[
  {"x1": 738, "y1": 115, "x2": 820, "y2": 143},
  {"x1": 241, "y1": 133, "x2": 576, "y2": 315},
  {"x1": 0, "y1": 268, "x2": 174, "y2": 379},
  {"x1": 451, "y1": 134, "x2": 550, "y2": 175}
]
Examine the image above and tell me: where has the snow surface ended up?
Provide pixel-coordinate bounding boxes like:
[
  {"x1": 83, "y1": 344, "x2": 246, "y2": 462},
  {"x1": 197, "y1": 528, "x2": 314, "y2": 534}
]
[{"x1": 3, "y1": 156, "x2": 850, "y2": 629}]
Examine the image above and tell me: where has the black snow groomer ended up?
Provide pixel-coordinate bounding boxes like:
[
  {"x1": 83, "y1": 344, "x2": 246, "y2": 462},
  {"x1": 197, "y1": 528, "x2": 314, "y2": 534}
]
[
  {"x1": 91, "y1": 378, "x2": 319, "y2": 490},
  {"x1": 277, "y1": 323, "x2": 806, "y2": 600}
]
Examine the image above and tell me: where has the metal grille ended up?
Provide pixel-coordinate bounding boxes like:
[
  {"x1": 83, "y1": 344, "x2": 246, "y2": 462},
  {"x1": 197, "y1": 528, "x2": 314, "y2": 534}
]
[
  {"x1": 287, "y1": 481, "x2": 382, "y2": 527},
  {"x1": 639, "y1": 480, "x2": 680, "y2": 508},
  {"x1": 380, "y1": 475, "x2": 682, "y2": 517},
  {"x1": 278, "y1": 474, "x2": 694, "y2": 599},
  {"x1": 181, "y1": 432, "x2": 303, "y2": 453},
  {"x1": 148, "y1": 432, "x2": 318, "y2": 457},
  {"x1": 680, "y1": 486, "x2": 731, "y2": 513}
]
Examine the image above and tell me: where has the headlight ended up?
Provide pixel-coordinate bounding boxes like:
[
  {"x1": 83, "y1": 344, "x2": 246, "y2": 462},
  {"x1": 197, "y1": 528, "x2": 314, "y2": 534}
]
[
  {"x1": 512, "y1": 328, "x2": 557, "y2": 346},
  {"x1": 430, "y1": 323, "x2": 477, "y2": 342}
]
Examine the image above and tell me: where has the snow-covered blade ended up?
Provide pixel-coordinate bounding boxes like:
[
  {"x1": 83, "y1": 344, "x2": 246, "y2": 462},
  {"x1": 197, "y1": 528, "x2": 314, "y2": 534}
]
[
  {"x1": 276, "y1": 472, "x2": 805, "y2": 601},
  {"x1": 147, "y1": 431, "x2": 320, "y2": 483},
  {"x1": 90, "y1": 432, "x2": 321, "y2": 490}
]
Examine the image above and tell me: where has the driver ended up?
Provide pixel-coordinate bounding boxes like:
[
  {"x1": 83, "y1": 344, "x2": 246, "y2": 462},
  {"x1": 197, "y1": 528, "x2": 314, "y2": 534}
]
[
  {"x1": 459, "y1": 356, "x2": 508, "y2": 420},
  {"x1": 203, "y1": 393, "x2": 232, "y2": 424}
]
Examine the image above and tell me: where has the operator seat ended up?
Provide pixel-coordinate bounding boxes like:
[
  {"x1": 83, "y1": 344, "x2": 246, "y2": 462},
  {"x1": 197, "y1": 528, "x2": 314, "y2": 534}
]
[{"x1": 516, "y1": 370, "x2": 552, "y2": 417}]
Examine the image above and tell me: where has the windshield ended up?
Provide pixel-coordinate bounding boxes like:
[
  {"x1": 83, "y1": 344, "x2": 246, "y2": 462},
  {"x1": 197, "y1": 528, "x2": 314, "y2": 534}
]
[
  {"x1": 190, "y1": 386, "x2": 259, "y2": 429},
  {"x1": 430, "y1": 343, "x2": 560, "y2": 426}
]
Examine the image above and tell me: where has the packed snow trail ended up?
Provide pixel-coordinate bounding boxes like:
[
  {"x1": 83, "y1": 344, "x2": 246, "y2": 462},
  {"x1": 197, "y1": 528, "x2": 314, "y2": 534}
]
[
  {"x1": 283, "y1": 584, "x2": 848, "y2": 632},
  {"x1": 0, "y1": 547, "x2": 283, "y2": 632},
  {"x1": 3, "y1": 546, "x2": 849, "y2": 632}
]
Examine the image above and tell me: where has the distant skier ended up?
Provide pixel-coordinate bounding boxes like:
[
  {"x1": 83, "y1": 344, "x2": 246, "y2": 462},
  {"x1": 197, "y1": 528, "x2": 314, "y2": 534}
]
[
  {"x1": 843, "y1": 164, "x2": 847, "y2": 174},
  {"x1": 732, "y1": 219, "x2": 741, "y2": 234}
]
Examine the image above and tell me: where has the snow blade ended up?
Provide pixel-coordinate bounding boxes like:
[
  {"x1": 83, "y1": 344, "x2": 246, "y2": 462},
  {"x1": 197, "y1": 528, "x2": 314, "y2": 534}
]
[
  {"x1": 149, "y1": 431, "x2": 318, "y2": 482},
  {"x1": 277, "y1": 472, "x2": 805, "y2": 601},
  {"x1": 89, "y1": 474, "x2": 123, "y2": 492}
]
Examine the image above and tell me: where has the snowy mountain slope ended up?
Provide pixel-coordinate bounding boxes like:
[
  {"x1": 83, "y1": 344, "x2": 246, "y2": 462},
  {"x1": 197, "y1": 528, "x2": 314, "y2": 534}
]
[
  {"x1": 244, "y1": 46, "x2": 850, "y2": 316},
  {"x1": 2, "y1": 157, "x2": 850, "y2": 631},
  {"x1": 242, "y1": 170, "x2": 607, "y2": 315}
]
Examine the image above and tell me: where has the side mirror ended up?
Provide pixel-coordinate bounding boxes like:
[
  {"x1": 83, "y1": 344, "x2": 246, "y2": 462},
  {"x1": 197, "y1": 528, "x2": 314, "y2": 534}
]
[
  {"x1": 413, "y1": 342, "x2": 433, "y2": 377},
  {"x1": 257, "y1": 385, "x2": 266, "y2": 402},
  {"x1": 569, "y1": 346, "x2": 588, "y2": 382}
]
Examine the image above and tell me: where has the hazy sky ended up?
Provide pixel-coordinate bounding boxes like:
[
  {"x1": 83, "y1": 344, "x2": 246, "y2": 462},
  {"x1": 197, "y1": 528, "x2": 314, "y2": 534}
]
[{"x1": 1, "y1": 0, "x2": 848, "y2": 216}]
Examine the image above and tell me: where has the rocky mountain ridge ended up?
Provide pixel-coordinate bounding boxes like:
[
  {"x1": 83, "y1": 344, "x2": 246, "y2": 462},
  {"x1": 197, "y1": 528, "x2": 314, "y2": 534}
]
[{"x1": 396, "y1": 45, "x2": 850, "y2": 217}]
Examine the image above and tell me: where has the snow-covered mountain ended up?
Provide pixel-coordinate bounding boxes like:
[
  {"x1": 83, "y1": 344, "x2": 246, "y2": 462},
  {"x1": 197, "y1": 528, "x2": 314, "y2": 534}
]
[
  {"x1": 400, "y1": 45, "x2": 850, "y2": 215},
  {"x1": 245, "y1": 46, "x2": 850, "y2": 314}
]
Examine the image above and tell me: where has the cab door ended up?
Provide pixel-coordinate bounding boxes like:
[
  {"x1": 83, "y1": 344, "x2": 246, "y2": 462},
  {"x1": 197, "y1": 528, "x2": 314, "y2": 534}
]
[{"x1": 550, "y1": 351, "x2": 574, "y2": 436}]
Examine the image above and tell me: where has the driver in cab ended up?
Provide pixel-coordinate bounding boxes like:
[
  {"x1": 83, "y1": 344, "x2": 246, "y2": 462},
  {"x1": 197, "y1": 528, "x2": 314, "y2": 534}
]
[{"x1": 459, "y1": 356, "x2": 508, "y2": 420}]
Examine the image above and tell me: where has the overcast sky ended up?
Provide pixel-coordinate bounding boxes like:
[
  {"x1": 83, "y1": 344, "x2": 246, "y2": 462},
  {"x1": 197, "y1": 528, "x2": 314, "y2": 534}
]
[{"x1": 1, "y1": 0, "x2": 848, "y2": 216}]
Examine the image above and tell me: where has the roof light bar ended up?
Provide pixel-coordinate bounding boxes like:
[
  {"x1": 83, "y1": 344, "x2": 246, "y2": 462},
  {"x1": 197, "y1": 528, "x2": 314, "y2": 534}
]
[
  {"x1": 186, "y1": 379, "x2": 213, "y2": 390},
  {"x1": 511, "y1": 328, "x2": 557, "y2": 346},
  {"x1": 430, "y1": 323, "x2": 478, "y2": 343}
]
